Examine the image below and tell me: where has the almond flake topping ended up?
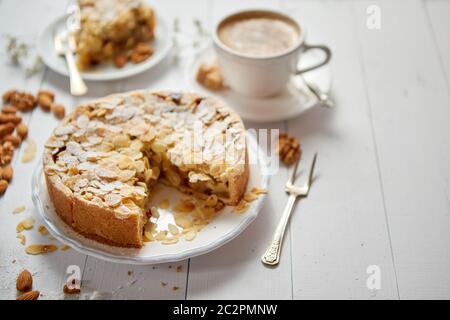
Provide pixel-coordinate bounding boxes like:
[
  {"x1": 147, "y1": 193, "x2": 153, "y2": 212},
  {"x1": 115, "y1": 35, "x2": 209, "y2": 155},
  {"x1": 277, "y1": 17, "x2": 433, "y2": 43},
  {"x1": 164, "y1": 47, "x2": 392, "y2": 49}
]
[{"x1": 105, "y1": 193, "x2": 122, "y2": 207}]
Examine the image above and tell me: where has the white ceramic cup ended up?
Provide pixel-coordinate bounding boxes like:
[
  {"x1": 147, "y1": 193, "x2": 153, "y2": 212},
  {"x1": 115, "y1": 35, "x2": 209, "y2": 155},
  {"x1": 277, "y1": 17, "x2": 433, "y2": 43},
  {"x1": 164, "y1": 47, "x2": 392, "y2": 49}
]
[{"x1": 213, "y1": 9, "x2": 332, "y2": 98}]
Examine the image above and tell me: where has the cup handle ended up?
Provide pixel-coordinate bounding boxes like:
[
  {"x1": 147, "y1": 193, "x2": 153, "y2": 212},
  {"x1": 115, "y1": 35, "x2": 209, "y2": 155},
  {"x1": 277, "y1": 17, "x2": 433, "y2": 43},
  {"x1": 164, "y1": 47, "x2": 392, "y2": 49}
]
[{"x1": 295, "y1": 43, "x2": 332, "y2": 74}]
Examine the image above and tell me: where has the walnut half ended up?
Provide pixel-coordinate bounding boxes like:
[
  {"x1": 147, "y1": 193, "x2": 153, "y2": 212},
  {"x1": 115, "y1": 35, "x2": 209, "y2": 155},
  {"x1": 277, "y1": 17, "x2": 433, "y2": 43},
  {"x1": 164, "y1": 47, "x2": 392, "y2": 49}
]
[{"x1": 277, "y1": 133, "x2": 302, "y2": 165}]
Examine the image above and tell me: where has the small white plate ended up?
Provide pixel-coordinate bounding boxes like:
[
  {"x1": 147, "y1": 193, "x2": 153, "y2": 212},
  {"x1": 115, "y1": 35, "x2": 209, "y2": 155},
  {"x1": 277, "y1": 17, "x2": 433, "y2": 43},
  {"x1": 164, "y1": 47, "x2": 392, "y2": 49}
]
[
  {"x1": 184, "y1": 44, "x2": 332, "y2": 123},
  {"x1": 37, "y1": 14, "x2": 172, "y2": 81},
  {"x1": 31, "y1": 133, "x2": 269, "y2": 265}
]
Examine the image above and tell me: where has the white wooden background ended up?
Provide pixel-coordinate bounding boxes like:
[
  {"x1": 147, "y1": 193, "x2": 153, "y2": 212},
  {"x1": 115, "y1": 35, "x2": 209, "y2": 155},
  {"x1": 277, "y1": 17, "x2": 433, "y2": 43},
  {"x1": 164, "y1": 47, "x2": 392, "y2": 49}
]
[{"x1": 1, "y1": 0, "x2": 450, "y2": 300}]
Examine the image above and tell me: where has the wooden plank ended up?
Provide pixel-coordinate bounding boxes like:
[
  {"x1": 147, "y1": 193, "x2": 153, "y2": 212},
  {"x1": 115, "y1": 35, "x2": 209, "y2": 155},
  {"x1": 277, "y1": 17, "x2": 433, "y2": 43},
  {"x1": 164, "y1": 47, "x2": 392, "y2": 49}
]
[
  {"x1": 186, "y1": 0, "x2": 292, "y2": 300},
  {"x1": 283, "y1": 0, "x2": 399, "y2": 299},
  {"x1": 80, "y1": 0, "x2": 210, "y2": 300},
  {"x1": 0, "y1": 0, "x2": 88, "y2": 300},
  {"x1": 425, "y1": 0, "x2": 450, "y2": 91},
  {"x1": 353, "y1": 0, "x2": 450, "y2": 299},
  {"x1": 187, "y1": 121, "x2": 292, "y2": 299}
]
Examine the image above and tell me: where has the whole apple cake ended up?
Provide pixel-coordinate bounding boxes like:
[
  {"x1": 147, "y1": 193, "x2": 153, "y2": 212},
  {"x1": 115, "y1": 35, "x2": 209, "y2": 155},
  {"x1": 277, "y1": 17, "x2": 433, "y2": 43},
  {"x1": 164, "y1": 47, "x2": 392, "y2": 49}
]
[{"x1": 43, "y1": 91, "x2": 248, "y2": 247}]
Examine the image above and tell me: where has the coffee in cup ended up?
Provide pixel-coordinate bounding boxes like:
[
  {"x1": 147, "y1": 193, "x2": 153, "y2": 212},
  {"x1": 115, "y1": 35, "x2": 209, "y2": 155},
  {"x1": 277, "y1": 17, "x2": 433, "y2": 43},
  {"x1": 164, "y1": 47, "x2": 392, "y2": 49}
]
[
  {"x1": 218, "y1": 13, "x2": 300, "y2": 57},
  {"x1": 213, "y1": 10, "x2": 331, "y2": 98}
]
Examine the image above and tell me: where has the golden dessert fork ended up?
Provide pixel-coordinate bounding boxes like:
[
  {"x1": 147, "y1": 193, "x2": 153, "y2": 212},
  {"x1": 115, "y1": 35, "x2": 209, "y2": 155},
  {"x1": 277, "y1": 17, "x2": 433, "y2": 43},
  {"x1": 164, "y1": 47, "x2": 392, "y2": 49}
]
[{"x1": 261, "y1": 153, "x2": 317, "y2": 266}]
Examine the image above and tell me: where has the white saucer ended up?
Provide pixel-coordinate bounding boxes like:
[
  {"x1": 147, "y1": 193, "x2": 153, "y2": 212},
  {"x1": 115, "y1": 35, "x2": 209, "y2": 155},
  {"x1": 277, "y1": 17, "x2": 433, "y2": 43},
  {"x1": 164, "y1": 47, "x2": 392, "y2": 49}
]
[
  {"x1": 32, "y1": 133, "x2": 269, "y2": 265},
  {"x1": 37, "y1": 14, "x2": 172, "y2": 81},
  {"x1": 184, "y1": 44, "x2": 332, "y2": 122}
]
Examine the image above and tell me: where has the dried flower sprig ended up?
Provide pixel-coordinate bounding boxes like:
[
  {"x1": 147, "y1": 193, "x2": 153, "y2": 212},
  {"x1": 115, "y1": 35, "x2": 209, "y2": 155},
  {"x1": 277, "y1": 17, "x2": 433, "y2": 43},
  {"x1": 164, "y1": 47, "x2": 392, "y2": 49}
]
[
  {"x1": 4, "y1": 34, "x2": 43, "y2": 78},
  {"x1": 6, "y1": 35, "x2": 28, "y2": 65},
  {"x1": 172, "y1": 18, "x2": 210, "y2": 64}
]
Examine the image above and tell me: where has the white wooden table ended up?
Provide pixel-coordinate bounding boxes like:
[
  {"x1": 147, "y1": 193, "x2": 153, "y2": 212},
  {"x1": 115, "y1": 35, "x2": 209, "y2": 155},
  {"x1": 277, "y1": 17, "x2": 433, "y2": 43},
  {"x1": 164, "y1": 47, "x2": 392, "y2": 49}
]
[{"x1": 1, "y1": 0, "x2": 450, "y2": 300}]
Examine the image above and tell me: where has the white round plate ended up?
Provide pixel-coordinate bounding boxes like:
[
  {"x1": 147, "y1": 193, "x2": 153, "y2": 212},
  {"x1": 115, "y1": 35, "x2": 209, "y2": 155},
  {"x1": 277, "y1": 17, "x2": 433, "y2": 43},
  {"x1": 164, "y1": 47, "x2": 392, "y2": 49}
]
[
  {"x1": 31, "y1": 134, "x2": 269, "y2": 265},
  {"x1": 37, "y1": 14, "x2": 172, "y2": 81},
  {"x1": 184, "y1": 44, "x2": 332, "y2": 122}
]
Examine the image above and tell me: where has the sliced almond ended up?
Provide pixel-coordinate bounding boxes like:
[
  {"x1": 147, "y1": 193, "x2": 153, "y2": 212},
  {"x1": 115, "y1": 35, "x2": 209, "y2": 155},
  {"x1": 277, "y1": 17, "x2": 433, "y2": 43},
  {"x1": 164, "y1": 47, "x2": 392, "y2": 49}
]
[
  {"x1": 16, "y1": 233, "x2": 26, "y2": 245},
  {"x1": 174, "y1": 215, "x2": 193, "y2": 229},
  {"x1": 25, "y1": 244, "x2": 58, "y2": 255},
  {"x1": 12, "y1": 205, "x2": 26, "y2": 214},
  {"x1": 168, "y1": 223, "x2": 180, "y2": 236},
  {"x1": 205, "y1": 195, "x2": 218, "y2": 207},
  {"x1": 184, "y1": 229, "x2": 197, "y2": 241},
  {"x1": 233, "y1": 200, "x2": 250, "y2": 214},
  {"x1": 251, "y1": 187, "x2": 268, "y2": 195},
  {"x1": 150, "y1": 206, "x2": 159, "y2": 218},
  {"x1": 38, "y1": 225, "x2": 49, "y2": 236},
  {"x1": 155, "y1": 231, "x2": 168, "y2": 241},
  {"x1": 143, "y1": 231, "x2": 154, "y2": 242},
  {"x1": 16, "y1": 216, "x2": 35, "y2": 232},
  {"x1": 105, "y1": 193, "x2": 121, "y2": 207},
  {"x1": 21, "y1": 139, "x2": 37, "y2": 163},
  {"x1": 162, "y1": 238, "x2": 179, "y2": 245},
  {"x1": 243, "y1": 192, "x2": 258, "y2": 202}
]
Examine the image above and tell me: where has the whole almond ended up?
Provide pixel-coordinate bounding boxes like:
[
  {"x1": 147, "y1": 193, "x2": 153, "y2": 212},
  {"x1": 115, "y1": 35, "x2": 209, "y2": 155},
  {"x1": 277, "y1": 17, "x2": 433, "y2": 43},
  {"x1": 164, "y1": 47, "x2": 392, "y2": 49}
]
[
  {"x1": 1, "y1": 165, "x2": 13, "y2": 182},
  {"x1": 0, "y1": 123, "x2": 15, "y2": 139},
  {"x1": 16, "y1": 270, "x2": 33, "y2": 292},
  {"x1": 16, "y1": 123, "x2": 28, "y2": 139},
  {"x1": 51, "y1": 104, "x2": 65, "y2": 119},
  {"x1": 37, "y1": 90, "x2": 54, "y2": 100},
  {"x1": 2, "y1": 105, "x2": 17, "y2": 114},
  {"x1": 0, "y1": 113, "x2": 21, "y2": 125},
  {"x1": 16, "y1": 290, "x2": 39, "y2": 300},
  {"x1": 3, "y1": 134, "x2": 21, "y2": 147},
  {"x1": 37, "y1": 91, "x2": 54, "y2": 112},
  {"x1": 0, "y1": 179, "x2": 8, "y2": 195}
]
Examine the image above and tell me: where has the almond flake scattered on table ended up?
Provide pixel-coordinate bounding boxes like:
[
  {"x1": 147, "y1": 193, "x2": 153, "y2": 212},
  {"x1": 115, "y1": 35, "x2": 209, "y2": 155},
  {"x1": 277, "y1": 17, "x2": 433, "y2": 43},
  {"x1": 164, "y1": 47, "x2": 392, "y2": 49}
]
[
  {"x1": 251, "y1": 187, "x2": 268, "y2": 195},
  {"x1": 38, "y1": 225, "x2": 49, "y2": 236},
  {"x1": 12, "y1": 205, "x2": 26, "y2": 214},
  {"x1": 162, "y1": 238, "x2": 179, "y2": 245},
  {"x1": 16, "y1": 233, "x2": 26, "y2": 245},
  {"x1": 233, "y1": 200, "x2": 250, "y2": 214},
  {"x1": 25, "y1": 244, "x2": 58, "y2": 255},
  {"x1": 21, "y1": 138, "x2": 37, "y2": 163},
  {"x1": 16, "y1": 216, "x2": 35, "y2": 232}
]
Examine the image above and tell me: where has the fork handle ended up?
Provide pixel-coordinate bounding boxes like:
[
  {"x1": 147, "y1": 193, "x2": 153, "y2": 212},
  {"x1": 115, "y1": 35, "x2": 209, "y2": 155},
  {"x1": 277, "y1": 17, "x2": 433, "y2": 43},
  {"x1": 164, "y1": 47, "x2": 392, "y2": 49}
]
[
  {"x1": 64, "y1": 49, "x2": 87, "y2": 96},
  {"x1": 261, "y1": 194, "x2": 297, "y2": 266}
]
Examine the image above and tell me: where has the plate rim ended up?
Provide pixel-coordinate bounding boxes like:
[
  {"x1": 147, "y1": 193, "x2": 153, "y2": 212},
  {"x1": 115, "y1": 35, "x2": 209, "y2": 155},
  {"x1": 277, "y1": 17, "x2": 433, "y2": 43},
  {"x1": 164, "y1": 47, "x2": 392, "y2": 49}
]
[
  {"x1": 37, "y1": 13, "x2": 173, "y2": 81},
  {"x1": 31, "y1": 133, "x2": 270, "y2": 265}
]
